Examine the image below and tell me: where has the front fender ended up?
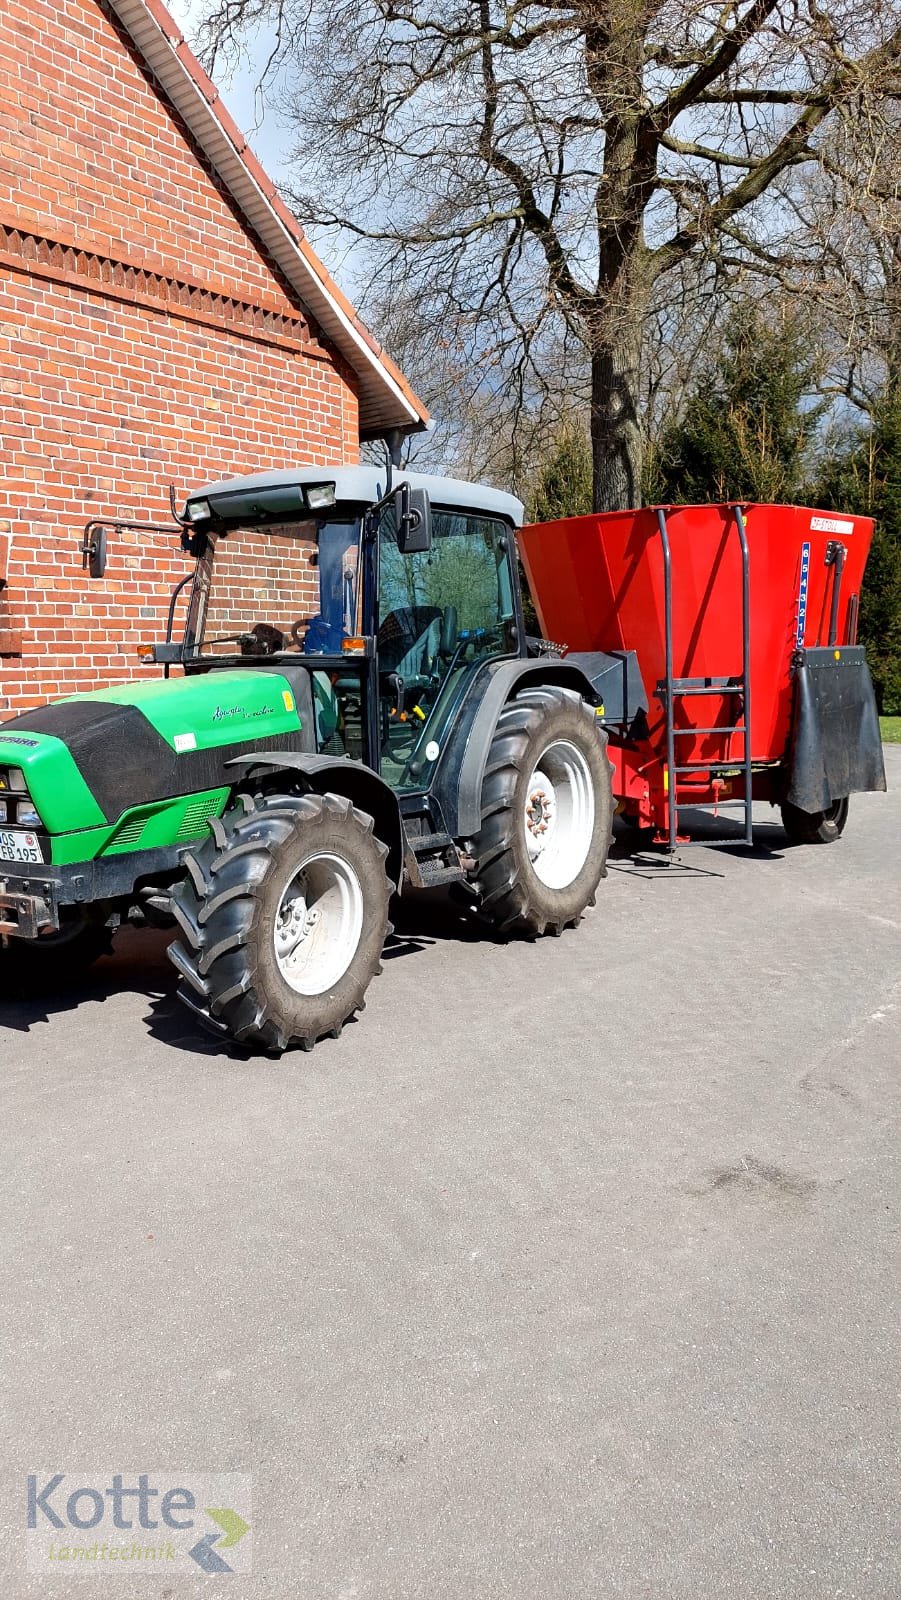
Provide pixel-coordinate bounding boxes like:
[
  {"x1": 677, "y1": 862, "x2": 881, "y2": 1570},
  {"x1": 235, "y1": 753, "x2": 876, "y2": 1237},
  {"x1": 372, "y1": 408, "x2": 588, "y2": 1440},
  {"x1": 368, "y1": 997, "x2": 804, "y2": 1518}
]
[
  {"x1": 434, "y1": 658, "x2": 601, "y2": 839},
  {"x1": 225, "y1": 752, "x2": 407, "y2": 888}
]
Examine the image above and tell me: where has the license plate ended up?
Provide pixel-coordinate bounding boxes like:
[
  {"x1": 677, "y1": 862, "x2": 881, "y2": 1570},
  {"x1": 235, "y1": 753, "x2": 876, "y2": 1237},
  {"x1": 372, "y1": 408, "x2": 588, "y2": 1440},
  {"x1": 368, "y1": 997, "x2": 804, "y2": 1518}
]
[{"x1": 0, "y1": 829, "x2": 44, "y2": 863}]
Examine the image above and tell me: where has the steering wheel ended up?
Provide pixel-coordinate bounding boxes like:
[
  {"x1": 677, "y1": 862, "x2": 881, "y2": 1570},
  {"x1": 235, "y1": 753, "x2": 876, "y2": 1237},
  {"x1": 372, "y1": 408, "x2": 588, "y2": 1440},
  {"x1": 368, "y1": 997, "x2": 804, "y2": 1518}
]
[
  {"x1": 207, "y1": 624, "x2": 284, "y2": 656},
  {"x1": 244, "y1": 623, "x2": 285, "y2": 656}
]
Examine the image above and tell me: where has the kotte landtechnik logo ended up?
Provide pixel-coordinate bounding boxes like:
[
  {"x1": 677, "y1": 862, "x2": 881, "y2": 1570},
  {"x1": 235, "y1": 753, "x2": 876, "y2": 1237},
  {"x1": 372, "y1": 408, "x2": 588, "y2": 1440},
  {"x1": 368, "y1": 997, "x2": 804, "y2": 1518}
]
[{"x1": 26, "y1": 1472, "x2": 251, "y2": 1574}]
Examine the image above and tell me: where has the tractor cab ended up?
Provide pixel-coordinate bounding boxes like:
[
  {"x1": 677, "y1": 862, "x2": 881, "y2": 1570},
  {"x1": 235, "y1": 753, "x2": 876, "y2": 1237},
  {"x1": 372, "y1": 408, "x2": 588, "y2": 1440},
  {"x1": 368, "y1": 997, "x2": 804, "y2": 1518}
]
[
  {"x1": 1, "y1": 459, "x2": 615, "y2": 1057},
  {"x1": 170, "y1": 465, "x2": 526, "y2": 793}
]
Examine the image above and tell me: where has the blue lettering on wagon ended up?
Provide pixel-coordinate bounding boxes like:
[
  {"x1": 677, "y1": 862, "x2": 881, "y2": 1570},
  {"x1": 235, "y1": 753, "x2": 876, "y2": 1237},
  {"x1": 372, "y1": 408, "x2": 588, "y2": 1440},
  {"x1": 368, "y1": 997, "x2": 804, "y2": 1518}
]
[{"x1": 796, "y1": 541, "x2": 811, "y2": 647}]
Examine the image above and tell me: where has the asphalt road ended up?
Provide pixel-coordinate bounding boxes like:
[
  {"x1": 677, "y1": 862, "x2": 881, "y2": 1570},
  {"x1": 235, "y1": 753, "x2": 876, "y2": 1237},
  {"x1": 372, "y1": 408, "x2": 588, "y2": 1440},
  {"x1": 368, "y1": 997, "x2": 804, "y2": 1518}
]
[{"x1": 2, "y1": 750, "x2": 899, "y2": 1598}]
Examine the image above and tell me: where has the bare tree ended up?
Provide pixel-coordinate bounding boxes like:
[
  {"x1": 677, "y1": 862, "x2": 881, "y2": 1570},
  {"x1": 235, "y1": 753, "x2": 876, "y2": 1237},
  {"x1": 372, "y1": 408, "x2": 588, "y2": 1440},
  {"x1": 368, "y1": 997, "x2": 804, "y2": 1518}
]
[
  {"x1": 196, "y1": 0, "x2": 901, "y2": 509},
  {"x1": 784, "y1": 109, "x2": 901, "y2": 414}
]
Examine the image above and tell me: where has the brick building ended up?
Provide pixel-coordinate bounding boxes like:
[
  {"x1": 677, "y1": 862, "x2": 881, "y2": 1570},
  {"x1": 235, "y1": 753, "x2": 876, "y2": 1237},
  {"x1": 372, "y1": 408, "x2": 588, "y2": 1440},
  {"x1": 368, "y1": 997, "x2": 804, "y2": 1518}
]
[{"x1": 0, "y1": 0, "x2": 427, "y2": 716}]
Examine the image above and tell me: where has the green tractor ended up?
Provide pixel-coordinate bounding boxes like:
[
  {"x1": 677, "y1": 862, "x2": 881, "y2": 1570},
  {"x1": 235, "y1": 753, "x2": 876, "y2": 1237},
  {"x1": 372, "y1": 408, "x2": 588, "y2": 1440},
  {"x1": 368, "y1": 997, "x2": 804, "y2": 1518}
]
[{"x1": 0, "y1": 466, "x2": 615, "y2": 1052}]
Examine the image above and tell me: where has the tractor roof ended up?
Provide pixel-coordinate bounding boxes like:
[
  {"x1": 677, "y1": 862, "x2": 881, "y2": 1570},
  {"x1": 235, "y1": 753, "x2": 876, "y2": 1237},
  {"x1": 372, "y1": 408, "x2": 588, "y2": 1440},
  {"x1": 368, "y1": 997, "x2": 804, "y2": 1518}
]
[{"x1": 185, "y1": 465, "x2": 525, "y2": 528}]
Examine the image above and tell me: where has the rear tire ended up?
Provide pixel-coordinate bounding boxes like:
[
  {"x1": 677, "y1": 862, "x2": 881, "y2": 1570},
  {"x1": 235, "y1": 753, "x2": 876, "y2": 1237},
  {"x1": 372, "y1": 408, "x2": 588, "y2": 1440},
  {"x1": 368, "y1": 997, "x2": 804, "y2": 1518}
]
[
  {"x1": 168, "y1": 791, "x2": 392, "y2": 1054},
  {"x1": 781, "y1": 796, "x2": 849, "y2": 844},
  {"x1": 466, "y1": 686, "x2": 613, "y2": 935}
]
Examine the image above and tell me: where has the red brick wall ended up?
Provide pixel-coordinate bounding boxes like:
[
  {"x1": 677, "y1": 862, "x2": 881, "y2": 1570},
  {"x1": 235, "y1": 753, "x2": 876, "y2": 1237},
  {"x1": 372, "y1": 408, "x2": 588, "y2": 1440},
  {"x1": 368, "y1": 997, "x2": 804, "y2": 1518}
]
[
  {"x1": 200, "y1": 527, "x2": 320, "y2": 651},
  {"x1": 0, "y1": 0, "x2": 360, "y2": 716}
]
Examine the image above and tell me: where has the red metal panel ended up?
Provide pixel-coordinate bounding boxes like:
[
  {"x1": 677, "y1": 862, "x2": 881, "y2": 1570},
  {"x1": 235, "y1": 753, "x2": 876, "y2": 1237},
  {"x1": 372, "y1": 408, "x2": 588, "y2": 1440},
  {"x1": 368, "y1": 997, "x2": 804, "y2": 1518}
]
[{"x1": 519, "y1": 503, "x2": 874, "y2": 771}]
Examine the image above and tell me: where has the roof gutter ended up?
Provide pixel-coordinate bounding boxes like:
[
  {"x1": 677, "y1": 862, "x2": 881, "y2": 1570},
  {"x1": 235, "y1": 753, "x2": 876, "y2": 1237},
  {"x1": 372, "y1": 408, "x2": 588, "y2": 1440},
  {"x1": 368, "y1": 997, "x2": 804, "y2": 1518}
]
[{"x1": 105, "y1": 0, "x2": 428, "y2": 440}]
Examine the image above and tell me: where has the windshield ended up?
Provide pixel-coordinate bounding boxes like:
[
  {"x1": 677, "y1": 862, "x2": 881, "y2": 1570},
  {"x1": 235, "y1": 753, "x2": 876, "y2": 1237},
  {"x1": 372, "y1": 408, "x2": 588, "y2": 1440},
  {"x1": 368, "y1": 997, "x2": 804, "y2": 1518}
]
[{"x1": 187, "y1": 518, "x2": 361, "y2": 657}]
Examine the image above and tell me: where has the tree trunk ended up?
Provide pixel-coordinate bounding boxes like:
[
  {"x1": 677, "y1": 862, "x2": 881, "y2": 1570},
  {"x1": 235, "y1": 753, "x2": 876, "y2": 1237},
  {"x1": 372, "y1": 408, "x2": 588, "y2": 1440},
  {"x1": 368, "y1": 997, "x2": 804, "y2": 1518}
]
[{"x1": 590, "y1": 324, "x2": 644, "y2": 512}]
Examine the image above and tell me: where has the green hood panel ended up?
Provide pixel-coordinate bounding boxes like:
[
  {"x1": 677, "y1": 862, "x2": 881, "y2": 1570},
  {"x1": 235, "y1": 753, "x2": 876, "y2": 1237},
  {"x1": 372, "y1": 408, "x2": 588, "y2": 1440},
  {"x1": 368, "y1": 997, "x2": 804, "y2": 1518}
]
[
  {"x1": 0, "y1": 670, "x2": 308, "y2": 836},
  {"x1": 63, "y1": 670, "x2": 302, "y2": 751}
]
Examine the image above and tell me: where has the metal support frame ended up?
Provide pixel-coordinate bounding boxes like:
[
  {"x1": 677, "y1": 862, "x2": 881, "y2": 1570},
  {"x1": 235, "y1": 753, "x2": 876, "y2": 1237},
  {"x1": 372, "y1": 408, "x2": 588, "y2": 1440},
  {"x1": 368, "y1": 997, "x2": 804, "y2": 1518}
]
[
  {"x1": 825, "y1": 540, "x2": 847, "y2": 647},
  {"x1": 83, "y1": 517, "x2": 182, "y2": 545}
]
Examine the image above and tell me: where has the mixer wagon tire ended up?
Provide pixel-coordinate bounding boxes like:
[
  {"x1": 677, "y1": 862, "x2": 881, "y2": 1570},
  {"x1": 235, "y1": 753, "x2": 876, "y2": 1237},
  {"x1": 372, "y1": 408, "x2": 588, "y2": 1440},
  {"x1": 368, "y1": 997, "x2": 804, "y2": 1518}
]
[
  {"x1": 167, "y1": 791, "x2": 392, "y2": 1054},
  {"x1": 1, "y1": 908, "x2": 113, "y2": 986},
  {"x1": 466, "y1": 685, "x2": 613, "y2": 936},
  {"x1": 780, "y1": 796, "x2": 849, "y2": 844}
]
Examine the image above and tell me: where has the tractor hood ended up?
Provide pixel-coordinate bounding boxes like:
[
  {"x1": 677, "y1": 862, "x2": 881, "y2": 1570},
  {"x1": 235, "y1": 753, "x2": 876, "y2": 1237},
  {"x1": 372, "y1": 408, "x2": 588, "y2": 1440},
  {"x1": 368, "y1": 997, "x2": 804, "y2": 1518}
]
[{"x1": 0, "y1": 670, "x2": 307, "y2": 832}]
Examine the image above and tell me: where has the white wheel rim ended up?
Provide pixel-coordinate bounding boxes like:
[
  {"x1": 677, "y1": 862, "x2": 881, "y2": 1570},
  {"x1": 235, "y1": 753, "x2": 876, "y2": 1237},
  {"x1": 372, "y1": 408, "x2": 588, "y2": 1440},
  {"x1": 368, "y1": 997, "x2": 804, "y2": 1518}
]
[
  {"x1": 274, "y1": 851, "x2": 364, "y2": 996},
  {"x1": 524, "y1": 739, "x2": 595, "y2": 889}
]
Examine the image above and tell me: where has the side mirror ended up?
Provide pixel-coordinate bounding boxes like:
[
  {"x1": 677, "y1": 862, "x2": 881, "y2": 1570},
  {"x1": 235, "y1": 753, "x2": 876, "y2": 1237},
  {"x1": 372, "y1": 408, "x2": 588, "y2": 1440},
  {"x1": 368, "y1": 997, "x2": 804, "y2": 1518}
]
[
  {"x1": 395, "y1": 483, "x2": 432, "y2": 555},
  {"x1": 81, "y1": 523, "x2": 108, "y2": 579}
]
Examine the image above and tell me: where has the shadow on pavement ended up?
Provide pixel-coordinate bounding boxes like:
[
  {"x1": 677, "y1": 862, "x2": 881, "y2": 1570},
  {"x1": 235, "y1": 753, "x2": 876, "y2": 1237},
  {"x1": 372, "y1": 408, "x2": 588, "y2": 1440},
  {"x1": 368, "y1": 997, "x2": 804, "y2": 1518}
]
[
  {"x1": 3, "y1": 819, "x2": 788, "y2": 1050},
  {"x1": 2, "y1": 895, "x2": 487, "y2": 1061},
  {"x1": 3, "y1": 925, "x2": 175, "y2": 1036},
  {"x1": 608, "y1": 811, "x2": 788, "y2": 878},
  {"x1": 143, "y1": 891, "x2": 485, "y2": 1058}
]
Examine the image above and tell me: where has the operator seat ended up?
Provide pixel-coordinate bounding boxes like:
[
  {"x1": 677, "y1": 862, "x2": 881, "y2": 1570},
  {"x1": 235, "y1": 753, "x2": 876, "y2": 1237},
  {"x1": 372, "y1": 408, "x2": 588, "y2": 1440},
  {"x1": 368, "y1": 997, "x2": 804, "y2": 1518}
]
[{"x1": 378, "y1": 606, "x2": 443, "y2": 698}]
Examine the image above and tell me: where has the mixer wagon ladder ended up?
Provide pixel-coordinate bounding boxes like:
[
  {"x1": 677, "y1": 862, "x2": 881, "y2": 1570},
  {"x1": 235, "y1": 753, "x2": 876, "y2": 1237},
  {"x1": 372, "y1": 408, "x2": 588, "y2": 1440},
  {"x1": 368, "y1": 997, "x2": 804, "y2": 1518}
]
[{"x1": 655, "y1": 506, "x2": 754, "y2": 851}]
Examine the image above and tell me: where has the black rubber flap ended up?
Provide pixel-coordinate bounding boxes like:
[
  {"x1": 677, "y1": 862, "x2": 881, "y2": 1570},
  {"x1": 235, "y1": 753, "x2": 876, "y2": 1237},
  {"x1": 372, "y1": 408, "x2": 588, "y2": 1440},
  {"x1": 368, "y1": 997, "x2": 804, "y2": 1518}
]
[{"x1": 786, "y1": 647, "x2": 887, "y2": 812}]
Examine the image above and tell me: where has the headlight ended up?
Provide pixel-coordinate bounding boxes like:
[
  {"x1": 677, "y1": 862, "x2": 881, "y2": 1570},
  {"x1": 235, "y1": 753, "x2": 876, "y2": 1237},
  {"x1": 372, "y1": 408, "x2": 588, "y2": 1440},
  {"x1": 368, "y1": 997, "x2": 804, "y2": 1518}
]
[
  {"x1": 0, "y1": 768, "x2": 27, "y2": 794},
  {"x1": 16, "y1": 803, "x2": 41, "y2": 827},
  {"x1": 186, "y1": 498, "x2": 212, "y2": 523},
  {"x1": 304, "y1": 482, "x2": 337, "y2": 511}
]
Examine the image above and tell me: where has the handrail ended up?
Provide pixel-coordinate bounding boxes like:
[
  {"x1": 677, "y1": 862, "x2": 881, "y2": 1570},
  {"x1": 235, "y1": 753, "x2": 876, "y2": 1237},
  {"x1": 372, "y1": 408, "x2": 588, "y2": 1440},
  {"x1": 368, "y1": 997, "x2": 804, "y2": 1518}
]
[
  {"x1": 656, "y1": 504, "x2": 753, "y2": 849},
  {"x1": 654, "y1": 508, "x2": 677, "y2": 849},
  {"x1": 732, "y1": 504, "x2": 753, "y2": 846}
]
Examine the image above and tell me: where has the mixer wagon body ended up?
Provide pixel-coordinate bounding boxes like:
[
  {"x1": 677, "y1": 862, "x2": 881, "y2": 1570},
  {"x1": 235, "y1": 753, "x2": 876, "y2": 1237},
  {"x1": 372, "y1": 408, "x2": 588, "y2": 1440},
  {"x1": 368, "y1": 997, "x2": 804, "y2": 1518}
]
[{"x1": 519, "y1": 502, "x2": 886, "y2": 845}]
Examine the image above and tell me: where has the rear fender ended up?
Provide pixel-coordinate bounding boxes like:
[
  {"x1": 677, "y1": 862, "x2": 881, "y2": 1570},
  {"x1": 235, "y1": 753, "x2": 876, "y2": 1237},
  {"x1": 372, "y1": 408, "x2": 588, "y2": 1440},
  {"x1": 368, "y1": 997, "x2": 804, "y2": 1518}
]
[
  {"x1": 224, "y1": 752, "x2": 407, "y2": 887},
  {"x1": 435, "y1": 658, "x2": 602, "y2": 839}
]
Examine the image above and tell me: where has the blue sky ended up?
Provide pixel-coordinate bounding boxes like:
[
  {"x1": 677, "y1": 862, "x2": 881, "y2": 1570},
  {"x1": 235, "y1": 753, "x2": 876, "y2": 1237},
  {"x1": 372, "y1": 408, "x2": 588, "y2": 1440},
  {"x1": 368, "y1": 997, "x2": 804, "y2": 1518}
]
[
  {"x1": 167, "y1": 0, "x2": 293, "y2": 181},
  {"x1": 167, "y1": 0, "x2": 369, "y2": 295}
]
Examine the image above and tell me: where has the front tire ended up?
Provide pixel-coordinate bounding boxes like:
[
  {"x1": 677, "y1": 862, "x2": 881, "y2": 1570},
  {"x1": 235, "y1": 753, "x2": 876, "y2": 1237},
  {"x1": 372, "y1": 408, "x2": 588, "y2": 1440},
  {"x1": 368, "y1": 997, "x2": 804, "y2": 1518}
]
[
  {"x1": 466, "y1": 686, "x2": 613, "y2": 935},
  {"x1": 781, "y1": 796, "x2": 849, "y2": 844},
  {"x1": 168, "y1": 791, "x2": 392, "y2": 1053}
]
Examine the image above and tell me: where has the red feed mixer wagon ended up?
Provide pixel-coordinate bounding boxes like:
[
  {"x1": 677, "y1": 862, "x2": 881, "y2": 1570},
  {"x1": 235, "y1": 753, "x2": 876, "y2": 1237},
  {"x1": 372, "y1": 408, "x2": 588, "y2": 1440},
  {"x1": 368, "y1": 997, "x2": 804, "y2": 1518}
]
[{"x1": 519, "y1": 502, "x2": 886, "y2": 847}]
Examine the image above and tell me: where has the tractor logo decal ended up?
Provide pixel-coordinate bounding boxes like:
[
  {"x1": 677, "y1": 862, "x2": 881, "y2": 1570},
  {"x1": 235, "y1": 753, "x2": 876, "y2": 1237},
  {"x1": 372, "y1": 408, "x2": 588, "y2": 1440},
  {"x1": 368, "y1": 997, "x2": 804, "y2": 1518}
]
[
  {"x1": 795, "y1": 541, "x2": 811, "y2": 647},
  {"x1": 212, "y1": 703, "x2": 275, "y2": 723}
]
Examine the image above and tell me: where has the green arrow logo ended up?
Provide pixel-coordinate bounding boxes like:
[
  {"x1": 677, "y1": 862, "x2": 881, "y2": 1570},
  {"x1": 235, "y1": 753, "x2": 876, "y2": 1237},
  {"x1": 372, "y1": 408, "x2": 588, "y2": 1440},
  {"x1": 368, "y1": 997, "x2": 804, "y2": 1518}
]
[{"x1": 204, "y1": 1507, "x2": 250, "y2": 1548}]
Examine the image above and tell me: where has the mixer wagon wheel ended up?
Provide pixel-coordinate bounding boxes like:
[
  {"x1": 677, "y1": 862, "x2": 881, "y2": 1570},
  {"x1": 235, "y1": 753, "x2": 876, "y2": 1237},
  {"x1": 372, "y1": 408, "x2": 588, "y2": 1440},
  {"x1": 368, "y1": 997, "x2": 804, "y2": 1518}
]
[
  {"x1": 167, "y1": 791, "x2": 392, "y2": 1054},
  {"x1": 780, "y1": 796, "x2": 850, "y2": 844},
  {"x1": 466, "y1": 686, "x2": 613, "y2": 936}
]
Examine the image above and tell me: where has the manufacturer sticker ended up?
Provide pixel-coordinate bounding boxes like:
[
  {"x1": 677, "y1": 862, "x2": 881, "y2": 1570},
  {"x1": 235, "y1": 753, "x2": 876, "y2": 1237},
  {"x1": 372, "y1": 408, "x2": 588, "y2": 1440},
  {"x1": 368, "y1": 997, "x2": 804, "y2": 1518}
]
[
  {"x1": 796, "y1": 541, "x2": 811, "y2": 647},
  {"x1": 810, "y1": 515, "x2": 854, "y2": 536},
  {"x1": 282, "y1": 690, "x2": 295, "y2": 713},
  {"x1": 173, "y1": 732, "x2": 197, "y2": 753}
]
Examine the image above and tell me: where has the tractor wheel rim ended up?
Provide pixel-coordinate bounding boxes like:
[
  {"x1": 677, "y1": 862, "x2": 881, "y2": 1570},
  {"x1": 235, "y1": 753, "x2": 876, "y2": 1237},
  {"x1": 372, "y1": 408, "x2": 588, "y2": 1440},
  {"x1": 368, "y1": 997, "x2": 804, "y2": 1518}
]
[
  {"x1": 274, "y1": 851, "x2": 364, "y2": 996},
  {"x1": 524, "y1": 739, "x2": 595, "y2": 889}
]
